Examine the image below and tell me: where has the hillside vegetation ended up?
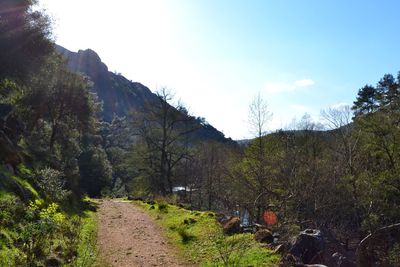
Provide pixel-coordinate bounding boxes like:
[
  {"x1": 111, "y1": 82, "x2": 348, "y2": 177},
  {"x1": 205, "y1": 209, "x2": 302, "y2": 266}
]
[
  {"x1": 0, "y1": 1, "x2": 102, "y2": 265},
  {"x1": 1, "y1": 0, "x2": 400, "y2": 266}
]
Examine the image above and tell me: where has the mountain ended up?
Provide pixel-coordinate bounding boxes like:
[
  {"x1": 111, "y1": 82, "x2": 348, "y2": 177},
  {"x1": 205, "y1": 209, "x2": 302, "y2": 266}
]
[
  {"x1": 55, "y1": 45, "x2": 158, "y2": 122},
  {"x1": 55, "y1": 45, "x2": 233, "y2": 144}
]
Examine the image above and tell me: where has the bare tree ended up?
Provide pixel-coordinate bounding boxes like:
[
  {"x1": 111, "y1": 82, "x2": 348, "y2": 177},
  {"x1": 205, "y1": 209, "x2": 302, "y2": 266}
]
[
  {"x1": 321, "y1": 105, "x2": 352, "y2": 130},
  {"x1": 132, "y1": 87, "x2": 198, "y2": 195},
  {"x1": 248, "y1": 93, "x2": 272, "y2": 140},
  {"x1": 245, "y1": 94, "x2": 273, "y2": 221},
  {"x1": 189, "y1": 141, "x2": 227, "y2": 210},
  {"x1": 321, "y1": 105, "x2": 358, "y2": 176},
  {"x1": 321, "y1": 105, "x2": 363, "y2": 241}
]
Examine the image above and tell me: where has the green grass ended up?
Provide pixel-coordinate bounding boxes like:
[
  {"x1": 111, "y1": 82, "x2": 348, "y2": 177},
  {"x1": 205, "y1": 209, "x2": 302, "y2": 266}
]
[
  {"x1": 136, "y1": 201, "x2": 280, "y2": 267},
  {"x1": 11, "y1": 175, "x2": 40, "y2": 198},
  {"x1": 1, "y1": 166, "x2": 103, "y2": 267},
  {"x1": 0, "y1": 164, "x2": 41, "y2": 200},
  {"x1": 74, "y1": 210, "x2": 99, "y2": 267}
]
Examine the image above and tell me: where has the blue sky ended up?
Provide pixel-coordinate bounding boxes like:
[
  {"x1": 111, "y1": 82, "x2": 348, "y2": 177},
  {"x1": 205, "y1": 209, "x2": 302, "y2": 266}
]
[{"x1": 39, "y1": 0, "x2": 400, "y2": 139}]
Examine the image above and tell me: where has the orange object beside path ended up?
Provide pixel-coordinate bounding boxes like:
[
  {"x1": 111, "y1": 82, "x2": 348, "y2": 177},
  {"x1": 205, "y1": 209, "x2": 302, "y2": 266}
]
[{"x1": 263, "y1": 211, "x2": 278, "y2": 226}]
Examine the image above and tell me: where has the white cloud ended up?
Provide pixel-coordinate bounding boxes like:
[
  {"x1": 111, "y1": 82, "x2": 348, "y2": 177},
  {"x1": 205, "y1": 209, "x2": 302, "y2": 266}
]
[{"x1": 265, "y1": 78, "x2": 315, "y2": 93}]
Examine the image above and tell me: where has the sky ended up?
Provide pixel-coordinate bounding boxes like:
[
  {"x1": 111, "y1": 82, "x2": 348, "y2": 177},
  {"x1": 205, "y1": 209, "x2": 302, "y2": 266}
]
[{"x1": 38, "y1": 0, "x2": 400, "y2": 140}]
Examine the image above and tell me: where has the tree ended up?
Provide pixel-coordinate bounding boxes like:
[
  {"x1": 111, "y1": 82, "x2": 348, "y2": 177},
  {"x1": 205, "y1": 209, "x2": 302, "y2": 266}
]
[
  {"x1": 235, "y1": 94, "x2": 273, "y2": 222},
  {"x1": 186, "y1": 141, "x2": 228, "y2": 210},
  {"x1": 78, "y1": 146, "x2": 112, "y2": 197},
  {"x1": 16, "y1": 57, "x2": 96, "y2": 160},
  {"x1": 0, "y1": 0, "x2": 53, "y2": 81},
  {"x1": 376, "y1": 74, "x2": 399, "y2": 107},
  {"x1": 321, "y1": 105, "x2": 358, "y2": 177},
  {"x1": 352, "y1": 85, "x2": 379, "y2": 116},
  {"x1": 9, "y1": 55, "x2": 104, "y2": 197},
  {"x1": 0, "y1": 0, "x2": 54, "y2": 164},
  {"x1": 101, "y1": 115, "x2": 133, "y2": 195},
  {"x1": 248, "y1": 93, "x2": 272, "y2": 141},
  {"x1": 131, "y1": 88, "x2": 198, "y2": 195}
]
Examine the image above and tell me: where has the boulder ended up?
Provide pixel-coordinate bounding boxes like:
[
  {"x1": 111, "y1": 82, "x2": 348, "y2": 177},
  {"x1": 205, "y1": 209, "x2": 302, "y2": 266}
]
[
  {"x1": 223, "y1": 216, "x2": 241, "y2": 235},
  {"x1": 254, "y1": 229, "x2": 274, "y2": 243},
  {"x1": 289, "y1": 229, "x2": 325, "y2": 264},
  {"x1": 217, "y1": 213, "x2": 229, "y2": 224}
]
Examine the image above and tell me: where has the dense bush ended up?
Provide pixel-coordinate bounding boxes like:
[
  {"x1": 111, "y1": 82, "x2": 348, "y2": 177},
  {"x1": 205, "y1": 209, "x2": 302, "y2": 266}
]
[{"x1": 34, "y1": 167, "x2": 70, "y2": 202}]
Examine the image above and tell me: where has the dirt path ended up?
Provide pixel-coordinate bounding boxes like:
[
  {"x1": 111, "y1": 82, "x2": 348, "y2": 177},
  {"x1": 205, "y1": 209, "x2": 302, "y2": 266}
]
[{"x1": 97, "y1": 199, "x2": 191, "y2": 267}]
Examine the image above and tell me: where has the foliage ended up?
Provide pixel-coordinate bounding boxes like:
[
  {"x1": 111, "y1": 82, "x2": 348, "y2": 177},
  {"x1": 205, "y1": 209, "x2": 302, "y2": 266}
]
[
  {"x1": 0, "y1": 1, "x2": 104, "y2": 266},
  {"x1": 34, "y1": 167, "x2": 70, "y2": 202},
  {"x1": 0, "y1": 192, "x2": 24, "y2": 227},
  {"x1": 0, "y1": 180, "x2": 100, "y2": 266},
  {"x1": 130, "y1": 88, "x2": 199, "y2": 195},
  {"x1": 79, "y1": 146, "x2": 113, "y2": 197},
  {"x1": 0, "y1": 123, "x2": 99, "y2": 266},
  {"x1": 2, "y1": 0, "x2": 400, "y2": 264},
  {"x1": 0, "y1": 0, "x2": 53, "y2": 81},
  {"x1": 157, "y1": 199, "x2": 169, "y2": 212}
]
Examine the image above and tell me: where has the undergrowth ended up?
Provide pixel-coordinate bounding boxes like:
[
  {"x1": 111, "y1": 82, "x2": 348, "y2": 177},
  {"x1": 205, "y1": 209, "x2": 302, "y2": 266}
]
[
  {"x1": 136, "y1": 200, "x2": 280, "y2": 266},
  {"x1": 0, "y1": 165, "x2": 99, "y2": 266},
  {"x1": 74, "y1": 209, "x2": 99, "y2": 267}
]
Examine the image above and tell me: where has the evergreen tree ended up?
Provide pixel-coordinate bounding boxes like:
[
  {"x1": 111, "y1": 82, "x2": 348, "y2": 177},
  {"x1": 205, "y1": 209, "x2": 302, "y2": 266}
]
[{"x1": 352, "y1": 85, "x2": 378, "y2": 116}]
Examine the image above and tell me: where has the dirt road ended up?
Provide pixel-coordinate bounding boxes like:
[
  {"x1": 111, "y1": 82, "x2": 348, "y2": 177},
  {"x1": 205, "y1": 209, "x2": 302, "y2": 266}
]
[{"x1": 97, "y1": 200, "x2": 190, "y2": 267}]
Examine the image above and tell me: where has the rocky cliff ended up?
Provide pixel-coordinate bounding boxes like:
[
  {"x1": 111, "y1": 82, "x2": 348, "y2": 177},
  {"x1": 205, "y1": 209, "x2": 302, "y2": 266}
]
[
  {"x1": 56, "y1": 45, "x2": 158, "y2": 122},
  {"x1": 56, "y1": 45, "x2": 233, "y2": 144}
]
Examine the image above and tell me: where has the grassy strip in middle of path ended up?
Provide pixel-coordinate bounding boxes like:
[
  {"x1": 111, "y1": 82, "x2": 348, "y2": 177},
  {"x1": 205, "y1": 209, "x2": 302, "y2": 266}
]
[{"x1": 135, "y1": 200, "x2": 279, "y2": 266}]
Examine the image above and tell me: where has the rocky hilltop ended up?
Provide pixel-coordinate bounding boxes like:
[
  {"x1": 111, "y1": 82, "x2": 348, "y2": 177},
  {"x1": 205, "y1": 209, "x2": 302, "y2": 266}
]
[
  {"x1": 56, "y1": 45, "x2": 233, "y2": 143},
  {"x1": 56, "y1": 45, "x2": 158, "y2": 122}
]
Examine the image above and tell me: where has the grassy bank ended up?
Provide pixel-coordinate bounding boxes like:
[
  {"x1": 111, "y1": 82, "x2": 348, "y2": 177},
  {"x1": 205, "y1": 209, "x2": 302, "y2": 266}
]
[
  {"x1": 0, "y1": 193, "x2": 100, "y2": 266},
  {"x1": 0, "y1": 165, "x2": 100, "y2": 266},
  {"x1": 74, "y1": 208, "x2": 98, "y2": 267},
  {"x1": 136, "y1": 200, "x2": 280, "y2": 266}
]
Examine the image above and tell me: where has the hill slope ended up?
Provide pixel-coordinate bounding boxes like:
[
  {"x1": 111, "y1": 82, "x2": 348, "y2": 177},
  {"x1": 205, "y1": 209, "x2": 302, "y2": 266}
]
[{"x1": 56, "y1": 45, "x2": 233, "y2": 144}]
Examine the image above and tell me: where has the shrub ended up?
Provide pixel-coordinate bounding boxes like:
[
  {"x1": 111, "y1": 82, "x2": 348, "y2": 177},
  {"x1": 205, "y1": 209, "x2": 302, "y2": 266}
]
[
  {"x1": 0, "y1": 246, "x2": 25, "y2": 267},
  {"x1": 157, "y1": 200, "x2": 168, "y2": 212},
  {"x1": 34, "y1": 168, "x2": 70, "y2": 202},
  {"x1": 0, "y1": 193, "x2": 24, "y2": 226},
  {"x1": 177, "y1": 227, "x2": 195, "y2": 244}
]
